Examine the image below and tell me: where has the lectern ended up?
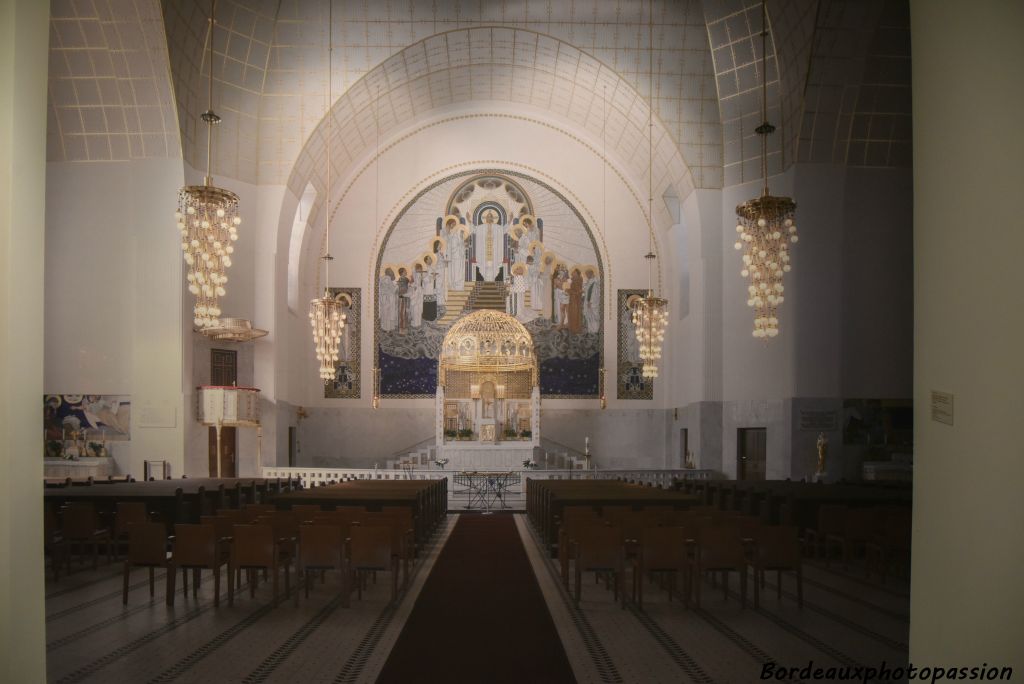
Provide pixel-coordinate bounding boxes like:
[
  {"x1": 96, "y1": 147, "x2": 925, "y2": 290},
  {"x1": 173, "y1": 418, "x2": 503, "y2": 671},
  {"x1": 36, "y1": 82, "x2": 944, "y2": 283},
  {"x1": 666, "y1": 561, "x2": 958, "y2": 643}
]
[{"x1": 196, "y1": 386, "x2": 261, "y2": 477}]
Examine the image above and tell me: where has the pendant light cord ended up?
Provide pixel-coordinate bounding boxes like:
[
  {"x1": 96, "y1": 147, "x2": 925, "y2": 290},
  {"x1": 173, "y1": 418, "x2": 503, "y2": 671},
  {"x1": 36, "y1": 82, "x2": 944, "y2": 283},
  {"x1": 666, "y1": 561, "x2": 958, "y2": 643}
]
[
  {"x1": 761, "y1": 0, "x2": 769, "y2": 195},
  {"x1": 647, "y1": 0, "x2": 655, "y2": 295},
  {"x1": 203, "y1": 0, "x2": 217, "y2": 185},
  {"x1": 323, "y1": 0, "x2": 333, "y2": 295}
]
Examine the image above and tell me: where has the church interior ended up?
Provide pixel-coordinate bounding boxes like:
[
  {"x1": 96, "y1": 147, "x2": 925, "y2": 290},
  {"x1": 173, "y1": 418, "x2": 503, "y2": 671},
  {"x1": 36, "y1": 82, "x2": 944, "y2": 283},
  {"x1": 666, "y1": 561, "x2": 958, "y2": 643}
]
[{"x1": 2, "y1": 0, "x2": 1022, "y2": 681}]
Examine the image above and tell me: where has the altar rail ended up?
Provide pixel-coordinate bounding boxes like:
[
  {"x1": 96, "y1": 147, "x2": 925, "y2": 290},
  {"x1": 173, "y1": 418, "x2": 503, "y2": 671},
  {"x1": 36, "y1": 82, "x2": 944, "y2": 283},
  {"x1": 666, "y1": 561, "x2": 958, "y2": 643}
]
[{"x1": 262, "y1": 467, "x2": 718, "y2": 490}]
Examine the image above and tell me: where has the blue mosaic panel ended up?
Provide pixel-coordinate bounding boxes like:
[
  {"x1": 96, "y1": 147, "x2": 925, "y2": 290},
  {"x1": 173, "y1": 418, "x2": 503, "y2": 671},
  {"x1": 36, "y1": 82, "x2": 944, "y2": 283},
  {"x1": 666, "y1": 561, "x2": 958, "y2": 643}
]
[
  {"x1": 539, "y1": 353, "x2": 600, "y2": 396},
  {"x1": 378, "y1": 349, "x2": 437, "y2": 396}
]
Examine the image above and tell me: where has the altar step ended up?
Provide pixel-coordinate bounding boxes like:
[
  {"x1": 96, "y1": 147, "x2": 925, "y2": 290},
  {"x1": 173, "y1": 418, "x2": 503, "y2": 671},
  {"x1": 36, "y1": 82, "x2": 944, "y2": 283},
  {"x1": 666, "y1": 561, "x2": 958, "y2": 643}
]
[
  {"x1": 467, "y1": 281, "x2": 507, "y2": 311},
  {"x1": 437, "y1": 286, "x2": 472, "y2": 325}
]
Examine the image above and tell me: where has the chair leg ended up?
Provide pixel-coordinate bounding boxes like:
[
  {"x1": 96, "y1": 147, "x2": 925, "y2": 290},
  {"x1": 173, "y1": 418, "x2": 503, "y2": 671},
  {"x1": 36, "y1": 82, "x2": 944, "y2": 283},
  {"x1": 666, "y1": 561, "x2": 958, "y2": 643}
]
[
  {"x1": 149, "y1": 567, "x2": 155, "y2": 597},
  {"x1": 182, "y1": 566, "x2": 188, "y2": 596},
  {"x1": 166, "y1": 565, "x2": 176, "y2": 606},
  {"x1": 753, "y1": 566, "x2": 760, "y2": 608},
  {"x1": 213, "y1": 566, "x2": 221, "y2": 607},
  {"x1": 250, "y1": 569, "x2": 257, "y2": 598},
  {"x1": 722, "y1": 571, "x2": 728, "y2": 602},
  {"x1": 122, "y1": 562, "x2": 131, "y2": 605},
  {"x1": 228, "y1": 563, "x2": 235, "y2": 606},
  {"x1": 777, "y1": 570, "x2": 782, "y2": 599},
  {"x1": 796, "y1": 567, "x2": 803, "y2": 608},
  {"x1": 740, "y1": 568, "x2": 747, "y2": 608},
  {"x1": 272, "y1": 565, "x2": 279, "y2": 607},
  {"x1": 193, "y1": 568, "x2": 200, "y2": 597}
]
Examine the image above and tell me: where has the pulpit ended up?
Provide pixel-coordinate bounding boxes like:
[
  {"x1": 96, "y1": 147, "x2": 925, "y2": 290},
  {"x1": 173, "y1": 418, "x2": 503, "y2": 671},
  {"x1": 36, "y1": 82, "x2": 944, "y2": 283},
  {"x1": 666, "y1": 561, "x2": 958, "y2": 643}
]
[{"x1": 196, "y1": 386, "x2": 261, "y2": 477}]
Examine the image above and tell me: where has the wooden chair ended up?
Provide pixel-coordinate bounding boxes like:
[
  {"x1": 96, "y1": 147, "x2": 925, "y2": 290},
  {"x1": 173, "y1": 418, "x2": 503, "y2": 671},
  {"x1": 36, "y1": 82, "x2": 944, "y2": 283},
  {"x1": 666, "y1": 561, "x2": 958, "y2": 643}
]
[
  {"x1": 573, "y1": 524, "x2": 625, "y2": 607},
  {"x1": 290, "y1": 505, "x2": 323, "y2": 522},
  {"x1": 228, "y1": 524, "x2": 290, "y2": 606},
  {"x1": 804, "y1": 504, "x2": 847, "y2": 559},
  {"x1": 62, "y1": 502, "x2": 113, "y2": 570},
  {"x1": 168, "y1": 524, "x2": 227, "y2": 606},
  {"x1": 44, "y1": 505, "x2": 69, "y2": 580},
  {"x1": 751, "y1": 525, "x2": 802, "y2": 608},
  {"x1": 360, "y1": 513, "x2": 414, "y2": 586},
  {"x1": 558, "y1": 507, "x2": 602, "y2": 587},
  {"x1": 348, "y1": 525, "x2": 398, "y2": 602},
  {"x1": 122, "y1": 522, "x2": 172, "y2": 605},
  {"x1": 691, "y1": 525, "x2": 748, "y2": 607},
  {"x1": 113, "y1": 502, "x2": 149, "y2": 558},
  {"x1": 865, "y1": 509, "x2": 911, "y2": 583},
  {"x1": 296, "y1": 524, "x2": 348, "y2": 606},
  {"x1": 824, "y1": 507, "x2": 876, "y2": 569},
  {"x1": 634, "y1": 526, "x2": 690, "y2": 609}
]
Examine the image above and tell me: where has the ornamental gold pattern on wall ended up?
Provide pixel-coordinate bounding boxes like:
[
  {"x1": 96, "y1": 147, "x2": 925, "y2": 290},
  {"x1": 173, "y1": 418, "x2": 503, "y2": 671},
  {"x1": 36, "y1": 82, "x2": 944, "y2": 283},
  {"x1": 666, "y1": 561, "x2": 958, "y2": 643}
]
[
  {"x1": 617, "y1": 289, "x2": 654, "y2": 400},
  {"x1": 324, "y1": 287, "x2": 361, "y2": 399}
]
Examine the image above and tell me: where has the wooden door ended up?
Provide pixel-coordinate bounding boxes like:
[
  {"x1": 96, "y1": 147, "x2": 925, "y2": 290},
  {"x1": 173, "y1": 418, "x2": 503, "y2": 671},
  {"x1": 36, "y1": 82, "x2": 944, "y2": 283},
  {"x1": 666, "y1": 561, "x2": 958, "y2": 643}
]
[
  {"x1": 209, "y1": 348, "x2": 238, "y2": 477},
  {"x1": 737, "y1": 428, "x2": 767, "y2": 481},
  {"x1": 208, "y1": 426, "x2": 237, "y2": 477}
]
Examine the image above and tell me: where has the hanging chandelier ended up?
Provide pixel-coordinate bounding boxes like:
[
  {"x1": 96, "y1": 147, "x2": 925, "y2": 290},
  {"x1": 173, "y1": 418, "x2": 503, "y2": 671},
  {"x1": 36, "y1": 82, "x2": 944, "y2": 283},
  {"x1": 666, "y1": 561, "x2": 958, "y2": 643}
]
[
  {"x1": 734, "y1": 0, "x2": 797, "y2": 339},
  {"x1": 309, "y1": 0, "x2": 346, "y2": 382},
  {"x1": 176, "y1": 0, "x2": 240, "y2": 329},
  {"x1": 630, "y1": 0, "x2": 669, "y2": 379}
]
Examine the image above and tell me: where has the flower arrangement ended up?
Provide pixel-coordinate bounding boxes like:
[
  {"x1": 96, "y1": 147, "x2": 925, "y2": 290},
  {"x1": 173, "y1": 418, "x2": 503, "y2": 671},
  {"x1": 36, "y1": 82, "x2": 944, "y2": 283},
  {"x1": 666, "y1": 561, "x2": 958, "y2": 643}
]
[
  {"x1": 434, "y1": 457, "x2": 450, "y2": 469},
  {"x1": 522, "y1": 459, "x2": 537, "y2": 469}
]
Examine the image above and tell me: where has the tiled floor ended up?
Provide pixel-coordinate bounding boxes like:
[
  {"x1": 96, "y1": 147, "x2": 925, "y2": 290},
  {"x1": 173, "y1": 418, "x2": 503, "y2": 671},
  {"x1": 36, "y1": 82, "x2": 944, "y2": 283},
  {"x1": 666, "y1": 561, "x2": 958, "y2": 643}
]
[{"x1": 46, "y1": 514, "x2": 909, "y2": 683}]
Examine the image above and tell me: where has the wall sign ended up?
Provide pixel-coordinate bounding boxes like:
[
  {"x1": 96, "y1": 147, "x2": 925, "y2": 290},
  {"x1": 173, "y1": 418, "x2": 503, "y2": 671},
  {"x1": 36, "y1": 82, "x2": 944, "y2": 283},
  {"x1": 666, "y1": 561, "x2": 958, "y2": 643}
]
[
  {"x1": 930, "y1": 390, "x2": 954, "y2": 425},
  {"x1": 799, "y1": 409, "x2": 838, "y2": 431}
]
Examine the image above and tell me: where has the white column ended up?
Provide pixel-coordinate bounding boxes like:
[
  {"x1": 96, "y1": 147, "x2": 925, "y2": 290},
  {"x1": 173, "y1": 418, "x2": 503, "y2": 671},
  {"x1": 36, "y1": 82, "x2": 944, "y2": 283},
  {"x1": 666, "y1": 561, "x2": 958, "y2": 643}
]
[
  {"x1": 911, "y1": 0, "x2": 1024, "y2": 668},
  {"x1": 0, "y1": 0, "x2": 49, "y2": 679}
]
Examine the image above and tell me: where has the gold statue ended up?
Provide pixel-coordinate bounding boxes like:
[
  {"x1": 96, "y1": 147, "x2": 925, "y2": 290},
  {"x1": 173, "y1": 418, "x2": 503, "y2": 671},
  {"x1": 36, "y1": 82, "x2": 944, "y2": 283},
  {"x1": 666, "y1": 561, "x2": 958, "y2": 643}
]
[{"x1": 816, "y1": 432, "x2": 828, "y2": 475}]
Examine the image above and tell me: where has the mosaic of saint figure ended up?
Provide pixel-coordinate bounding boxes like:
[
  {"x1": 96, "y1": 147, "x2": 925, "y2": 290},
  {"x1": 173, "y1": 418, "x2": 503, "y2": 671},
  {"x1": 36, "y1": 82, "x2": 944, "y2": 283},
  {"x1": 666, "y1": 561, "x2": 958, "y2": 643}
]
[{"x1": 376, "y1": 172, "x2": 603, "y2": 398}]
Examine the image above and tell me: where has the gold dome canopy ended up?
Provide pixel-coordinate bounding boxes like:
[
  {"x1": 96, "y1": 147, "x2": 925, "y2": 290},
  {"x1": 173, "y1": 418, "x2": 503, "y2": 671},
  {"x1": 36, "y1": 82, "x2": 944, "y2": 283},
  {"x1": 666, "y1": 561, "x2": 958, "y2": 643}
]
[
  {"x1": 440, "y1": 310, "x2": 536, "y2": 373},
  {"x1": 439, "y1": 310, "x2": 537, "y2": 399}
]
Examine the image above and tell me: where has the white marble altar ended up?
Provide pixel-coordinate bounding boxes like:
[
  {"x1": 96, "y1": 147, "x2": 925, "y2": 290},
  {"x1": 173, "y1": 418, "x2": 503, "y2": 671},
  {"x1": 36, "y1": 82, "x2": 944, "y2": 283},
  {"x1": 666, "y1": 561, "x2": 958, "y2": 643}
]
[{"x1": 440, "y1": 441, "x2": 534, "y2": 470}]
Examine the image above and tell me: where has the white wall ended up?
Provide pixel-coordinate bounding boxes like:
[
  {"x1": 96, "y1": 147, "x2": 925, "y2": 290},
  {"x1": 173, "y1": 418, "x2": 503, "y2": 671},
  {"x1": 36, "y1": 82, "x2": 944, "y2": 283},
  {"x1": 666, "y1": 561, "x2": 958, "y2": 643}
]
[
  {"x1": 1, "y1": 0, "x2": 49, "y2": 678},
  {"x1": 910, "y1": 0, "x2": 1024, "y2": 668},
  {"x1": 45, "y1": 159, "x2": 186, "y2": 478}
]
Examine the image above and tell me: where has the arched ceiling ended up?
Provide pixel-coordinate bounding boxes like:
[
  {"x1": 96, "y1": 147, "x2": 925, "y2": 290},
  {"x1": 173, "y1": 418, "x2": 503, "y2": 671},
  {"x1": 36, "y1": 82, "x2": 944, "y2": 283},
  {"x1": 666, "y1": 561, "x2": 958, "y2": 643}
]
[
  {"x1": 287, "y1": 26, "x2": 694, "y2": 223},
  {"x1": 161, "y1": 0, "x2": 722, "y2": 188},
  {"x1": 701, "y1": 0, "x2": 911, "y2": 185},
  {"x1": 46, "y1": 0, "x2": 179, "y2": 162},
  {"x1": 45, "y1": 0, "x2": 911, "y2": 185}
]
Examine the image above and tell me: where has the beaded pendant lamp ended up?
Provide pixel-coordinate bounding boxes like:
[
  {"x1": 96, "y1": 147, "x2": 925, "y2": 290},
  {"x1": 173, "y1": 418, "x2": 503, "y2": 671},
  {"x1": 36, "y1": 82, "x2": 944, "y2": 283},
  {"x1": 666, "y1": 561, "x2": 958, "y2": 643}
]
[
  {"x1": 630, "y1": 0, "x2": 669, "y2": 379},
  {"x1": 176, "y1": 0, "x2": 240, "y2": 329},
  {"x1": 734, "y1": 0, "x2": 798, "y2": 339},
  {"x1": 309, "y1": 0, "x2": 346, "y2": 381}
]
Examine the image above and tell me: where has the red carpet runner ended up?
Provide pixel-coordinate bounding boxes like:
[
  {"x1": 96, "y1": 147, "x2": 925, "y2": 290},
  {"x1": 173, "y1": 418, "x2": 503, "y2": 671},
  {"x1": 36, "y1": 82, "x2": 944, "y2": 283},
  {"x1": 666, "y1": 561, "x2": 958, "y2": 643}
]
[{"x1": 376, "y1": 513, "x2": 576, "y2": 683}]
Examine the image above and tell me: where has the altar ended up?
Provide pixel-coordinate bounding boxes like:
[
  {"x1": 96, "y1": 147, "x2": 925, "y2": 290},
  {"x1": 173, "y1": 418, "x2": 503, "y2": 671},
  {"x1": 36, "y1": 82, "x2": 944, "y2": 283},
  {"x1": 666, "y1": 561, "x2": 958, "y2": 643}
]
[{"x1": 434, "y1": 309, "x2": 541, "y2": 467}]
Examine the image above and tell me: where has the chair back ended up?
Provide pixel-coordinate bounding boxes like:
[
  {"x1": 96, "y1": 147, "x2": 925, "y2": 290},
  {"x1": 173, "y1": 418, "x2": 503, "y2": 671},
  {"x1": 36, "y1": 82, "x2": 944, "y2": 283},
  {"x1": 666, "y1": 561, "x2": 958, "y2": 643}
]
[
  {"x1": 62, "y1": 502, "x2": 101, "y2": 538},
  {"x1": 577, "y1": 524, "x2": 623, "y2": 570},
  {"x1": 115, "y1": 502, "x2": 149, "y2": 536},
  {"x1": 754, "y1": 525, "x2": 801, "y2": 567},
  {"x1": 348, "y1": 526, "x2": 393, "y2": 569},
  {"x1": 126, "y1": 522, "x2": 167, "y2": 565},
  {"x1": 641, "y1": 526, "x2": 688, "y2": 569},
  {"x1": 173, "y1": 524, "x2": 218, "y2": 566},
  {"x1": 291, "y1": 505, "x2": 323, "y2": 522},
  {"x1": 231, "y1": 524, "x2": 276, "y2": 567},
  {"x1": 696, "y1": 525, "x2": 746, "y2": 567},
  {"x1": 843, "y1": 508, "x2": 878, "y2": 540},
  {"x1": 200, "y1": 515, "x2": 236, "y2": 542},
  {"x1": 816, "y1": 504, "x2": 847, "y2": 535},
  {"x1": 298, "y1": 524, "x2": 344, "y2": 568}
]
